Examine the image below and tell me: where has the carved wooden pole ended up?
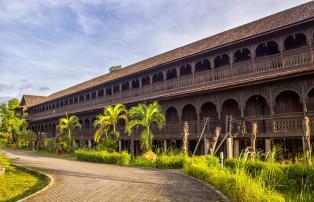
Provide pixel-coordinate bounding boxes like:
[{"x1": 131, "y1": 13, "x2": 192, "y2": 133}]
[
  {"x1": 183, "y1": 122, "x2": 189, "y2": 155},
  {"x1": 303, "y1": 116, "x2": 312, "y2": 166},
  {"x1": 209, "y1": 127, "x2": 221, "y2": 155},
  {"x1": 251, "y1": 121, "x2": 258, "y2": 156}
]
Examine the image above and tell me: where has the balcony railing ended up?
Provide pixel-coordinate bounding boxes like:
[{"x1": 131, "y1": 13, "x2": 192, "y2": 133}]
[{"x1": 29, "y1": 46, "x2": 314, "y2": 120}]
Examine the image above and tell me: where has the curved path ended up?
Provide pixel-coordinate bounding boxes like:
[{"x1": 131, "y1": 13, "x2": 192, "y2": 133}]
[{"x1": 5, "y1": 150, "x2": 225, "y2": 202}]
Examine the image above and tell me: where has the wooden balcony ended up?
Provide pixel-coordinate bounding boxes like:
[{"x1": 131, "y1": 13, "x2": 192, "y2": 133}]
[
  {"x1": 44, "y1": 113, "x2": 314, "y2": 140},
  {"x1": 28, "y1": 46, "x2": 314, "y2": 121}
]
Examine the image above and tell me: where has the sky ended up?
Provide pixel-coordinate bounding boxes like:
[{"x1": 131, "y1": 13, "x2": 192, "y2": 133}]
[{"x1": 0, "y1": 0, "x2": 311, "y2": 104}]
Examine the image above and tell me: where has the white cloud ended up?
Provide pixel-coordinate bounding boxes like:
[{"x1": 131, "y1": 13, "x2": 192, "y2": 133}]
[{"x1": 0, "y1": 0, "x2": 311, "y2": 103}]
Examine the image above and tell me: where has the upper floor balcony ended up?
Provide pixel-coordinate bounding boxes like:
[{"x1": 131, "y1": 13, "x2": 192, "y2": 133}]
[{"x1": 28, "y1": 31, "x2": 314, "y2": 121}]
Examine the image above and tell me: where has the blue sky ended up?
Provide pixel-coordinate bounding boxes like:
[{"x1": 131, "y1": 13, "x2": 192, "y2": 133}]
[{"x1": 0, "y1": 0, "x2": 310, "y2": 104}]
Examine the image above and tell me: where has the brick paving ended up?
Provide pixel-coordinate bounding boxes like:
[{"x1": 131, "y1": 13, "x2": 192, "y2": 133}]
[{"x1": 5, "y1": 150, "x2": 225, "y2": 202}]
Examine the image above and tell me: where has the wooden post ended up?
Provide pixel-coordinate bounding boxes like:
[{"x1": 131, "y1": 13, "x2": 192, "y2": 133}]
[
  {"x1": 251, "y1": 121, "x2": 258, "y2": 155},
  {"x1": 226, "y1": 137, "x2": 233, "y2": 159},
  {"x1": 163, "y1": 140, "x2": 167, "y2": 152},
  {"x1": 265, "y1": 139, "x2": 272, "y2": 154},
  {"x1": 303, "y1": 116, "x2": 312, "y2": 166},
  {"x1": 183, "y1": 122, "x2": 189, "y2": 155},
  {"x1": 118, "y1": 140, "x2": 122, "y2": 153},
  {"x1": 130, "y1": 135, "x2": 135, "y2": 156},
  {"x1": 209, "y1": 127, "x2": 221, "y2": 155},
  {"x1": 233, "y1": 139, "x2": 240, "y2": 157},
  {"x1": 204, "y1": 139, "x2": 210, "y2": 155}
]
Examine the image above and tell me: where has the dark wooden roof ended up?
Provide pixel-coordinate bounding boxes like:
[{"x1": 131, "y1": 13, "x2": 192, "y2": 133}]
[
  {"x1": 26, "y1": 1, "x2": 314, "y2": 107},
  {"x1": 21, "y1": 95, "x2": 47, "y2": 106}
]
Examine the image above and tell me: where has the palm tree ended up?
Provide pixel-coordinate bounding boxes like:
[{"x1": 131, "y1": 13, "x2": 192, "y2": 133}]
[
  {"x1": 101, "y1": 104, "x2": 128, "y2": 139},
  {"x1": 57, "y1": 113, "x2": 81, "y2": 149},
  {"x1": 93, "y1": 114, "x2": 110, "y2": 143},
  {"x1": 126, "y1": 102, "x2": 165, "y2": 151}
]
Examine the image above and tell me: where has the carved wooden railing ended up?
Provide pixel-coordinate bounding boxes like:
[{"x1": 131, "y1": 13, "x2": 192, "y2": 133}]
[{"x1": 29, "y1": 46, "x2": 313, "y2": 120}]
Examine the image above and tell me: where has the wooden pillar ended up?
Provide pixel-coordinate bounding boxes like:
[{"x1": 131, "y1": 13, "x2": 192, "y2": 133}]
[
  {"x1": 301, "y1": 84, "x2": 308, "y2": 115},
  {"x1": 265, "y1": 138, "x2": 272, "y2": 154},
  {"x1": 118, "y1": 140, "x2": 122, "y2": 153},
  {"x1": 233, "y1": 139, "x2": 240, "y2": 157},
  {"x1": 163, "y1": 139, "x2": 167, "y2": 152},
  {"x1": 226, "y1": 137, "x2": 233, "y2": 159},
  {"x1": 191, "y1": 62, "x2": 195, "y2": 84},
  {"x1": 130, "y1": 136, "x2": 135, "y2": 155},
  {"x1": 204, "y1": 139, "x2": 210, "y2": 155}
]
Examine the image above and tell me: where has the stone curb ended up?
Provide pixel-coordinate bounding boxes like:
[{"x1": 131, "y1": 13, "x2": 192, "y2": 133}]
[
  {"x1": 13, "y1": 164, "x2": 55, "y2": 202},
  {"x1": 175, "y1": 171, "x2": 230, "y2": 202}
]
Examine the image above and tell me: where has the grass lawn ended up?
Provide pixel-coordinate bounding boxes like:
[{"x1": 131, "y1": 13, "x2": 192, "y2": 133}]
[{"x1": 0, "y1": 166, "x2": 48, "y2": 202}]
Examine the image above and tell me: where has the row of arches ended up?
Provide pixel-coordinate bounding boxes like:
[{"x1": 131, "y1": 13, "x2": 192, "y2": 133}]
[
  {"x1": 31, "y1": 32, "x2": 312, "y2": 115},
  {"x1": 165, "y1": 89, "x2": 314, "y2": 124}
]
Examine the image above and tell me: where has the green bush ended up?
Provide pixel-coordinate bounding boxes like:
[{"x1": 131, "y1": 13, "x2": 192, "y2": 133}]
[
  {"x1": 225, "y1": 158, "x2": 314, "y2": 201},
  {"x1": 0, "y1": 154, "x2": 13, "y2": 172},
  {"x1": 155, "y1": 153, "x2": 186, "y2": 169},
  {"x1": 184, "y1": 156, "x2": 285, "y2": 202},
  {"x1": 75, "y1": 150, "x2": 131, "y2": 165},
  {"x1": 131, "y1": 155, "x2": 156, "y2": 168},
  {"x1": 99, "y1": 137, "x2": 118, "y2": 152}
]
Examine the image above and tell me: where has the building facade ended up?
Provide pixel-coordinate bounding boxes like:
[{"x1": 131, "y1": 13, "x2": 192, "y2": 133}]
[{"x1": 22, "y1": 2, "x2": 314, "y2": 157}]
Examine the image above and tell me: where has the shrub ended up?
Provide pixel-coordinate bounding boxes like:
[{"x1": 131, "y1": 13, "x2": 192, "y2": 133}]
[
  {"x1": 155, "y1": 153, "x2": 186, "y2": 169},
  {"x1": 99, "y1": 138, "x2": 117, "y2": 152},
  {"x1": 143, "y1": 151, "x2": 157, "y2": 161},
  {"x1": 74, "y1": 150, "x2": 131, "y2": 165},
  {"x1": 184, "y1": 156, "x2": 285, "y2": 202},
  {"x1": 0, "y1": 154, "x2": 13, "y2": 172},
  {"x1": 131, "y1": 155, "x2": 156, "y2": 168}
]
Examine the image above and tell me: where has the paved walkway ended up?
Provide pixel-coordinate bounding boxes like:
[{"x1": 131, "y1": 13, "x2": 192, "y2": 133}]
[{"x1": 5, "y1": 150, "x2": 225, "y2": 202}]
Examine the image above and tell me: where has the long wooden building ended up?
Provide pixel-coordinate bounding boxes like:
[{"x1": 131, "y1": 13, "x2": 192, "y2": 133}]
[{"x1": 21, "y1": 2, "x2": 314, "y2": 157}]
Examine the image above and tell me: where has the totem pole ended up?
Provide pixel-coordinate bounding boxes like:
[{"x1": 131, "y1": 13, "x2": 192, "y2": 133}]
[
  {"x1": 182, "y1": 122, "x2": 189, "y2": 155},
  {"x1": 209, "y1": 127, "x2": 221, "y2": 155},
  {"x1": 303, "y1": 116, "x2": 312, "y2": 166},
  {"x1": 251, "y1": 121, "x2": 258, "y2": 156}
]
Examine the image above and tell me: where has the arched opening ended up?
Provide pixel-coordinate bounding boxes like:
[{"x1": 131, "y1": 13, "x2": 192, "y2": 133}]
[
  {"x1": 113, "y1": 85, "x2": 120, "y2": 94},
  {"x1": 245, "y1": 95, "x2": 270, "y2": 133},
  {"x1": 106, "y1": 87, "x2": 112, "y2": 95},
  {"x1": 234, "y1": 48, "x2": 251, "y2": 63},
  {"x1": 245, "y1": 95, "x2": 270, "y2": 116},
  {"x1": 152, "y1": 72, "x2": 164, "y2": 83},
  {"x1": 222, "y1": 99, "x2": 241, "y2": 118},
  {"x1": 131, "y1": 79, "x2": 139, "y2": 89},
  {"x1": 142, "y1": 76, "x2": 150, "y2": 86},
  {"x1": 284, "y1": 33, "x2": 307, "y2": 51},
  {"x1": 166, "y1": 68, "x2": 177, "y2": 80},
  {"x1": 222, "y1": 99, "x2": 241, "y2": 133},
  {"x1": 307, "y1": 88, "x2": 314, "y2": 112},
  {"x1": 121, "y1": 82, "x2": 130, "y2": 91},
  {"x1": 255, "y1": 41, "x2": 280, "y2": 58},
  {"x1": 195, "y1": 59, "x2": 211, "y2": 73},
  {"x1": 180, "y1": 64, "x2": 192, "y2": 76},
  {"x1": 97, "y1": 89, "x2": 104, "y2": 97},
  {"x1": 200, "y1": 102, "x2": 218, "y2": 120},
  {"x1": 214, "y1": 54, "x2": 230, "y2": 68},
  {"x1": 166, "y1": 107, "x2": 179, "y2": 124},
  {"x1": 84, "y1": 119, "x2": 90, "y2": 128},
  {"x1": 182, "y1": 104, "x2": 197, "y2": 122},
  {"x1": 274, "y1": 91, "x2": 303, "y2": 114}
]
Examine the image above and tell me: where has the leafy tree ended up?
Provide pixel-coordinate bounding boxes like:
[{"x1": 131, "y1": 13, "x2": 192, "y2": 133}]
[
  {"x1": 93, "y1": 114, "x2": 110, "y2": 143},
  {"x1": 99, "y1": 104, "x2": 128, "y2": 140},
  {"x1": 0, "y1": 98, "x2": 28, "y2": 148},
  {"x1": 126, "y1": 102, "x2": 165, "y2": 151},
  {"x1": 57, "y1": 113, "x2": 81, "y2": 150},
  {"x1": 109, "y1": 65, "x2": 123, "y2": 72}
]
